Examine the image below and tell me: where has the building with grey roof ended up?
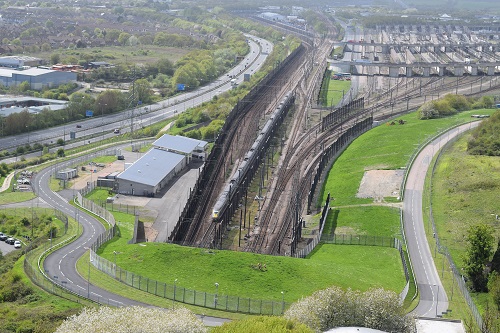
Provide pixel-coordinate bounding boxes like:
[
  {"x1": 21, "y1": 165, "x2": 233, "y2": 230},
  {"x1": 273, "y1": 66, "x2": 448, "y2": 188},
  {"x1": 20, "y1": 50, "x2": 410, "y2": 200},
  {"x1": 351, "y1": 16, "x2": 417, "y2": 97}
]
[
  {"x1": 0, "y1": 56, "x2": 43, "y2": 68},
  {"x1": 0, "y1": 67, "x2": 77, "y2": 90},
  {"x1": 116, "y1": 134, "x2": 208, "y2": 197},
  {"x1": 153, "y1": 134, "x2": 208, "y2": 161},
  {"x1": 116, "y1": 148, "x2": 186, "y2": 197},
  {"x1": 0, "y1": 96, "x2": 68, "y2": 117}
]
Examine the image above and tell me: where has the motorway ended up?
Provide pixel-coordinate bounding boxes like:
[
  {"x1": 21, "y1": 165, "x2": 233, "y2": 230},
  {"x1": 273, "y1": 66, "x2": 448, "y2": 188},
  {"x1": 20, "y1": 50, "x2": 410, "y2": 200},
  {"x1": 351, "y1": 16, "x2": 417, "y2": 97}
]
[
  {"x1": 404, "y1": 122, "x2": 479, "y2": 318},
  {"x1": 5, "y1": 34, "x2": 272, "y2": 326},
  {"x1": 0, "y1": 34, "x2": 272, "y2": 157}
]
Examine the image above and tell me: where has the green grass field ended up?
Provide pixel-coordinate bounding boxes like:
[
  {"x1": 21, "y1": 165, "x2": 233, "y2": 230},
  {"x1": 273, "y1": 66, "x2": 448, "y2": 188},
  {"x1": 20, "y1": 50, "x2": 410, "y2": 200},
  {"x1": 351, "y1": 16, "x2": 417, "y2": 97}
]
[
  {"x1": 320, "y1": 109, "x2": 495, "y2": 206},
  {"x1": 30, "y1": 45, "x2": 190, "y2": 66},
  {"x1": 323, "y1": 206, "x2": 402, "y2": 238},
  {"x1": 326, "y1": 79, "x2": 351, "y2": 107},
  {"x1": 96, "y1": 241, "x2": 405, "y2": 304},
  {"x1": 430, "y1": 133, "x2": 500, "y2": 318}
]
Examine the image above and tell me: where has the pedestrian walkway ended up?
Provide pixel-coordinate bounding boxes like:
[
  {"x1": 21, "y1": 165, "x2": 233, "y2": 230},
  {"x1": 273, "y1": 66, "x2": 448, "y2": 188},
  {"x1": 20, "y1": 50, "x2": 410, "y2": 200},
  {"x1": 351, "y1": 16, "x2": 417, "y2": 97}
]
[{"x1": 0, "y1": 171, "x2": 15, "y2": 193}]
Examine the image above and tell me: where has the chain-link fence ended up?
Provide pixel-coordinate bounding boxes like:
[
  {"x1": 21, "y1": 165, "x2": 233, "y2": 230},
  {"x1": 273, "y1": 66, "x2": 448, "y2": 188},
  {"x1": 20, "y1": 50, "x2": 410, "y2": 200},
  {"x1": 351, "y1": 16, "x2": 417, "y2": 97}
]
[{"x1": 429, "y1": 125, "x2": 485, "y2": 331}]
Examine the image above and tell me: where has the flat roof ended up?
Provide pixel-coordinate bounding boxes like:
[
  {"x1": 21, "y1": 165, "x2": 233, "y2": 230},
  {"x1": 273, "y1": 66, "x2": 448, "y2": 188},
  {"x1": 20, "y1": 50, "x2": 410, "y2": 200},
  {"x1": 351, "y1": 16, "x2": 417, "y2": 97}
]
[
  {"x1": 153, "y1": 134, "x2": 208, "y2": 154},
  {"x1": 0, "y1": 67, "x2": 56, "y2": 77},
  {"x1": 117, "y1": 148, "x2": 184, "y2": 187}
]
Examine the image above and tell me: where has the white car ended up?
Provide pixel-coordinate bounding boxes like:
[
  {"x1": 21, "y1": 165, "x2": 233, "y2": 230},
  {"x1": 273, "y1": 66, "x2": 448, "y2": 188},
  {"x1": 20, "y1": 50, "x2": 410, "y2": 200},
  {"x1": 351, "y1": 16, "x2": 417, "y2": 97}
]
[{"x1": 14, "y1": 240, "x2": 22, "y2": 248}]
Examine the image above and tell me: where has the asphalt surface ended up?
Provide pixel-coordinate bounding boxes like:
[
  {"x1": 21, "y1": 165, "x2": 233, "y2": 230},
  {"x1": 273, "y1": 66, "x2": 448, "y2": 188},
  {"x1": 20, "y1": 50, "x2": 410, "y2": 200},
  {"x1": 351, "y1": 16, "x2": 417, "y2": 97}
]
[
  {"x1": 404, "y1": 122, "x2": 478, "y2": 318},
  {"x1": 0, "y1": 34, "x2": 272, "y2": 162},
  {"x1": 0, "y1": 35, "x2": 271, "y2": 326}
]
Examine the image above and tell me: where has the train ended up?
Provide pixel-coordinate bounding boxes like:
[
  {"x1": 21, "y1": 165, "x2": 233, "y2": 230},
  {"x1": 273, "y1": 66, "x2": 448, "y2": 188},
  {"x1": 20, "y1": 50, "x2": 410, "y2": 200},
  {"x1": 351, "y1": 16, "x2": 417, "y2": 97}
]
[{"x1": 212, "y1": 91, "x2": 295, "y2": 221}]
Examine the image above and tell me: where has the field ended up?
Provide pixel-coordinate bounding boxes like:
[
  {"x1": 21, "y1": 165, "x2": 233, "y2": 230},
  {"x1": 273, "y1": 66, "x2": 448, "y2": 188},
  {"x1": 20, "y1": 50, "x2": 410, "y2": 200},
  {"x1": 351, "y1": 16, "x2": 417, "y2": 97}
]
[
  {"x1": 320, "y1": 109, "x2": 495, "y2": 206},
  {"x1": 30, "y1": 45, "x2": 191, "y2": 66},
  {"x1": 430, "y1": 133, "x2": 500, "y2": 315}
]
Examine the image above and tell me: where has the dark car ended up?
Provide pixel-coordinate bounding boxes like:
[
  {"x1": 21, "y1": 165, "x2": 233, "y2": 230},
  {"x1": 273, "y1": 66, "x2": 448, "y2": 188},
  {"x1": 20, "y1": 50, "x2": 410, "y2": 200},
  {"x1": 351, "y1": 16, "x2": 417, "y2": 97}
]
[
  {"x1": 117, "y1": 155, "x2": 125, "y2": 160},
  {"x1": 76, "y1": 124, "x2": 82, "y2": 128},
  {"x1": 6, "y1": 237, "x2": 15, "y2": 245}
]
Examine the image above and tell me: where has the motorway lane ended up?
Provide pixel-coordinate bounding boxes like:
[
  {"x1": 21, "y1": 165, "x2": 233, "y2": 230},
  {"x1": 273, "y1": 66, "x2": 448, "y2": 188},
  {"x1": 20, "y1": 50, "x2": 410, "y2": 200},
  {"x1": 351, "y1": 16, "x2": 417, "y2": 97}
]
[
  {"x1": 0, "y1": 35, "x2": 270, "y2": 156},
  {"x1": 404, "y1": 122, "x2": 478, "y2": 318}
]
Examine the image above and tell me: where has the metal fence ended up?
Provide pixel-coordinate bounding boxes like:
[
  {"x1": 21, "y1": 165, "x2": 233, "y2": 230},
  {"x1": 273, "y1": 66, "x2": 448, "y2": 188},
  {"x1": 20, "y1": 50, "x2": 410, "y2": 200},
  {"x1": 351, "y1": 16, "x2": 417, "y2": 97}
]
[
  {"x1": 429, "y1": 129, "x2": 485, "y2": 331},
  {"x1": 91, "y1": 253, "x2": 287, "y2": 315},
  {"x1": 76, "y1": 186, "x2": 288, "y2": 314}
]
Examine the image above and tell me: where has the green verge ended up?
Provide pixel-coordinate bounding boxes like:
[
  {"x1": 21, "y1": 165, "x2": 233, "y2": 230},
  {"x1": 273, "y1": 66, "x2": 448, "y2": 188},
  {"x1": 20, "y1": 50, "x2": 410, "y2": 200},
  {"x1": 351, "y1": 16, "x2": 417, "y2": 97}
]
[
  {"x1": 75, "y1": 189, "x2": 406, "y2": 315},
  {"x1": 427, "y1": 132, "x2": 500, "y2": 323},
  {"x1": 320, "y1": 109, "x2": 496, "y2": 206}
]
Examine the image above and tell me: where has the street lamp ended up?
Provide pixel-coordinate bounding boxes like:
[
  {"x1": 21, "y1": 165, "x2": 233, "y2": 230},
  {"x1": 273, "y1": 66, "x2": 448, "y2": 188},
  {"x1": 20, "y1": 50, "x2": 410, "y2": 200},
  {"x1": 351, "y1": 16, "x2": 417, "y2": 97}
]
[
  {"x1": 100, "y1": 103, "x2": 107, "y2": 142},
  {"x1": 87, "y1": 251, "x2": 93, "y2": 299},
  {"x1": 214, "y1": 282, "x2": 219, "y2": 308},
  {"x1": 173, "y1": 278, "x2": 178, "y2": 309},
  {"x1": 62, "y1": 118, "x2": 65, "y2": 145},
  {"x1": 434, "y1": 284, "x2": 439, "y2": 317}
]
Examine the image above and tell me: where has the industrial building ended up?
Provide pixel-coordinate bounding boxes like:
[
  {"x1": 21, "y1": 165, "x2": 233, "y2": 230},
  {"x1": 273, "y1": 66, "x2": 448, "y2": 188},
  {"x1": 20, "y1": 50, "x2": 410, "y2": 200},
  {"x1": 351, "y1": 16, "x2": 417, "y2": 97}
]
[
  {"x1": 0, "y1": 96, "x2": 68, "y2": 117},
  {"x1": 0, "y1": 56, "x2": 43, "y2": 68},
  {"x1": 0, "y1": 67, "x2": 77, "y2": 90},
  {"x1": 115, "y1": 134, "x2": 208, "y2": 197}
]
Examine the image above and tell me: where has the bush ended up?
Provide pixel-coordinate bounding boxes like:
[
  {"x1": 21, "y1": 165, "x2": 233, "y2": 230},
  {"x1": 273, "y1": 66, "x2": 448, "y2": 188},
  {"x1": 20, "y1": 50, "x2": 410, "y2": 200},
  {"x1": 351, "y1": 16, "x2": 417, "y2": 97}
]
[
  {"x1": 285, "y1": 287, "x2": 416, "y2": 333},
  {"x1": 212, "y1": 316, "x2": 313, "y2": 333},
  {"x1": 55, "y1": 307, "x2": 206, "y2": 333}
]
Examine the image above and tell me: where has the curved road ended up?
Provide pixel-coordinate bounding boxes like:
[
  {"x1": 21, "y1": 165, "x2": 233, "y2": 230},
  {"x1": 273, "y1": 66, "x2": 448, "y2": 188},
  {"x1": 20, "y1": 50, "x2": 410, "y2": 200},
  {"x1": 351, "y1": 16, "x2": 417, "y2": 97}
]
[
  {"x1": 22, "y1": 35, "x2": 273, "y2": 326},
  {"x1": 404, "y1": 121, "x2": 478, "y2": 318}
]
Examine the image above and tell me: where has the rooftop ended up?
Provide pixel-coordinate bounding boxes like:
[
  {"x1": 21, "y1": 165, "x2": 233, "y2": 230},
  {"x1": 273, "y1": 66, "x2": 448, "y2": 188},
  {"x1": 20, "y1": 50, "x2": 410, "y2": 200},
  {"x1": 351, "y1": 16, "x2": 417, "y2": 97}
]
[
  {"x1": 153, "y1": 134, "x2": 208, "y2": 154},
  {"x1": 117, "y1": 148, "x2": 184, "y2": 186}
]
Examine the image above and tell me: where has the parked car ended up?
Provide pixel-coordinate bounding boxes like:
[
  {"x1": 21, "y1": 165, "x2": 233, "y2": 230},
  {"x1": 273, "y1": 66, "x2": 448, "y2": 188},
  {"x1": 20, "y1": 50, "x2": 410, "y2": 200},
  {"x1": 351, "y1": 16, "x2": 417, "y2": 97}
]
[
  {"x1": 14, "y1": 240, "x2": 22, "y2": 249},
  {"x1": 6, "y1": 237, "x2": 15, "y2": 245},
  {"x1": 0, "y1": 234, "x2": 8, "y2": 241},
  {"x1": 117, "y1": 155, "x2": 125, "y2": 160}
]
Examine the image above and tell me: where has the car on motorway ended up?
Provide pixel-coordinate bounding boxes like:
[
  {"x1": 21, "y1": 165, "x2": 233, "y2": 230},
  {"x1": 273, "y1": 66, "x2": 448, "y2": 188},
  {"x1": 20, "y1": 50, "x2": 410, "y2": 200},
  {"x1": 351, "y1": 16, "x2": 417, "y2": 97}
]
[
  {"x1": 14, "y1": 240, "x2": 22, "y2": 248},
  {"x1": 113, "y1": 128, "x2": 120, "y2": 134},
  {"x1": 76, "y1": 124, "x2": 82, "y2": 128}
]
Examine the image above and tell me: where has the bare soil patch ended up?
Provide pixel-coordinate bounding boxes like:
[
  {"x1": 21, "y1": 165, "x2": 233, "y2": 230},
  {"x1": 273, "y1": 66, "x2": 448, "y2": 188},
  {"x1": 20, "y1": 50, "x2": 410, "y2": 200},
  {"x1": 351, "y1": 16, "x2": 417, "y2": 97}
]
[{"x1": 356, "y1": 170, "x2": 404, "y2": 200}]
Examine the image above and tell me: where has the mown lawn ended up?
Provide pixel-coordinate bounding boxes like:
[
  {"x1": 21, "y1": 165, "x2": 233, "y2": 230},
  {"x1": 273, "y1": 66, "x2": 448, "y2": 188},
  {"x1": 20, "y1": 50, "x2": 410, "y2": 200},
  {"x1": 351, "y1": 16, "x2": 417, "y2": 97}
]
[{"x1": 320, "y1": 109, "x2": 495, "y2": 206}]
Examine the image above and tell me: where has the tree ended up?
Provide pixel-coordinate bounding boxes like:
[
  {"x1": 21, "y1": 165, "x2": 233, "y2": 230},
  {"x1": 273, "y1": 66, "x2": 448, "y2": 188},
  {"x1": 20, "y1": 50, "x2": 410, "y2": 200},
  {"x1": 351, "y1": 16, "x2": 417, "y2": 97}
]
[
  {"x1": 55, "y1": 306, "x2": 206, "y2": 333},
  {"x1": 285, "y1": 286, "x2": 416, "y2": 333},
  {"x1": 464, "y1": 224, "x2": 495, "y2": 291},
  {"x1": 134, "y1": 78, "x2": 153, "y2": 104},
  {"x1": 118, "y1": 32, "x2": 131, "y2": 46},
  {"x1": 50, "y1": 53, "x2": 61, "y2": 65},
  {"x1": 57, "y1": 148, "x2": 65, "y2": 157},
  {"x1": 488, "y1": 271, "x2": 500, "y2": 310}
]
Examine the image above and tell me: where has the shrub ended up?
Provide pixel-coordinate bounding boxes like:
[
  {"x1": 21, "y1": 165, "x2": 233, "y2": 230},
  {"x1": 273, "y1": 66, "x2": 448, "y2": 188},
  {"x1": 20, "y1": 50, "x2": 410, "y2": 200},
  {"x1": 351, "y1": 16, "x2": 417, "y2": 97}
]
[{"x1": 212, "y1": 316, "x2": 313, "y2": 333}]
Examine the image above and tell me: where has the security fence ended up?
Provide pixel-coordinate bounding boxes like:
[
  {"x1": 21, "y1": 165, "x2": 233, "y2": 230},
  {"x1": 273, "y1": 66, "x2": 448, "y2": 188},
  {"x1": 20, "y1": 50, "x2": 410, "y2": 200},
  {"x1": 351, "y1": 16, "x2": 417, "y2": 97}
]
[
  {"x1": 429, "y1": 126, "x2": 485, "y2": 331},
  {"x1": 91, "y1": 253, "x2": 287, "y2": 315}
]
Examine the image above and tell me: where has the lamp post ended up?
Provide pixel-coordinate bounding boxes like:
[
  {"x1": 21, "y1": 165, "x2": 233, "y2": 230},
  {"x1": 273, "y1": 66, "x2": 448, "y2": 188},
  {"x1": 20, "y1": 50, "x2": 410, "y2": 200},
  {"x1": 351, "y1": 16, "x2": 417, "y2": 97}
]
[
  {"x1": 87, "y1": 251, "x2": 93, "y2": 299},
  {"x1": 214, "y1": 282, "x2": 219, "y2": 308},
  {"x1": 62, "y1": 118, "x2": 65, "y2": 145},
  {"x1": 434, "y1": 284, "x2": 439, "y2": 317},
  {"x1": 101, "y1": 103, "x2": 107, "y2": 142},
  {"x1": 173, "y1": 278, "x2": 178, "y2": 309}
]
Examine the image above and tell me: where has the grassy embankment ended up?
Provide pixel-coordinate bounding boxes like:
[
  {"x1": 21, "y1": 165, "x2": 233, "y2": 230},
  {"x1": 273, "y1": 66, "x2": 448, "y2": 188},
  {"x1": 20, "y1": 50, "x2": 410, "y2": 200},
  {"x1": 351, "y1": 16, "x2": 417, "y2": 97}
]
[
  {"x1": 427, "y1": 130, "x2": 500, "y2": 321},
  {"x1": 320, "y1": 107, "x2": 496, "y2": 319},
  {"x1": 76, "y1": 188, "x2": 405, "y2": 319}
]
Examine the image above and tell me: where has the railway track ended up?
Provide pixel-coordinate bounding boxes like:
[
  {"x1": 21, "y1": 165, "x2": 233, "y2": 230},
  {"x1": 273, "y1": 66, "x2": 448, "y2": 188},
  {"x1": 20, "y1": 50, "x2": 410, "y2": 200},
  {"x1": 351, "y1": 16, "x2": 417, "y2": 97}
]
[{"x1": 184, "y1": 44, "x2": 309, "y2": 247}]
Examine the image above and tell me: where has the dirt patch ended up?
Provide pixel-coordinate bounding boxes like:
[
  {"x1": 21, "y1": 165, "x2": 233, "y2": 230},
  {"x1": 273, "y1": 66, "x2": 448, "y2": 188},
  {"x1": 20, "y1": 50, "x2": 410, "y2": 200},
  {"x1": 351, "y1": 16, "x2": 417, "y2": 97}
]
[
  {"x1": 356, "y1": 169, "x2": 404, "y2": 200},
  {"x1": 72, "y1": 161, "x2": 125, "y2": 191}
]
